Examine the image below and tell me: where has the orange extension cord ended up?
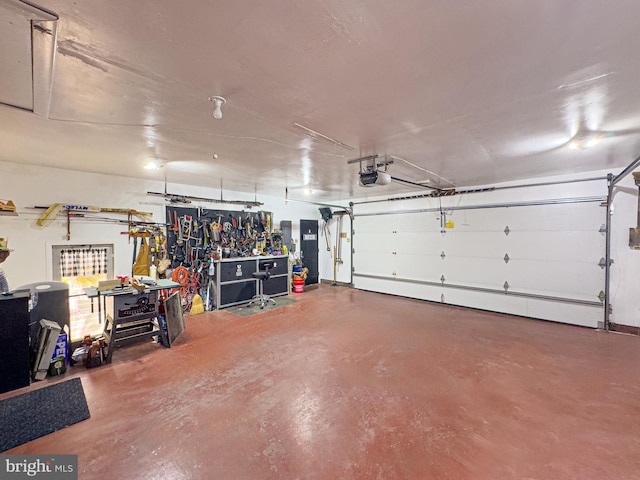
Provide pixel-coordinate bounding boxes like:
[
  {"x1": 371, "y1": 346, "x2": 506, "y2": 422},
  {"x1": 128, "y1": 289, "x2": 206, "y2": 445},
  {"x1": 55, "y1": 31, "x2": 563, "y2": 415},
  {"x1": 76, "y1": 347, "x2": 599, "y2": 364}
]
[{"x1": 171, "y1": 265, "x2": 193, "y2": 311}]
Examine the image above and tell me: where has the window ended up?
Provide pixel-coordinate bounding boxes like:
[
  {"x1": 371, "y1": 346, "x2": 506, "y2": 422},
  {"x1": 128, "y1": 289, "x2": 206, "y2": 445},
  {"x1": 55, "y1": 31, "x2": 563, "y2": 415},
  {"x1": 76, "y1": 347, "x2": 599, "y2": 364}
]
[{"x1": 52, "y1": 244, "x2": 114, "y2": 341}]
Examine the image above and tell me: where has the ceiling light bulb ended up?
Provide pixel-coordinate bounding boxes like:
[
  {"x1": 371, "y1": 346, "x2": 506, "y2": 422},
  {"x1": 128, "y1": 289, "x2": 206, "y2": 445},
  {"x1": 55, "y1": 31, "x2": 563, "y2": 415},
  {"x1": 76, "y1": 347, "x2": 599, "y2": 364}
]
[
  {"x1": 570, "y1": 134, "x2": 600, "y2": 150},
  {"x1": 209, "y1": 96, "x2": 226, "y2": 120},
  {"x1": 585, "y1": 136, "x2": 599, "y2": 148},
  {"x1": 144, "y1": 161, "x2": 158, "y2": 170}
]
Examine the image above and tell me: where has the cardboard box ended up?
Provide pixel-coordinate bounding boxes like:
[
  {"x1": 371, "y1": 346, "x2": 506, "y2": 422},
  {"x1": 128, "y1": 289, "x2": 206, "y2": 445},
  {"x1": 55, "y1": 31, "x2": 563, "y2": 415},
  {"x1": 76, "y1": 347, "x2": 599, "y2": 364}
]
[
  {"x1": 51, "y1": 333, "x2": 68, "y2": 362},
  {"x1": 49, "y1": 356, "x2": 67, "y2": 376},
  {"x1": 48, "y1": 333, "x2": 68, "y2": 376}
]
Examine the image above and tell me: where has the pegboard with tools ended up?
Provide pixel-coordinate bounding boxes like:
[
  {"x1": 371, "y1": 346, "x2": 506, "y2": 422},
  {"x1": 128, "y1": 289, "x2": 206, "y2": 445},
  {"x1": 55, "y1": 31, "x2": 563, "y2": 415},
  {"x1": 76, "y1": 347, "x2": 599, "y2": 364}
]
[
  {"x1": 199, "y1": 208, "x2": 274, "y2": 257},
  {"x1": 166, "y1": 207, "x2": 274, "y2": 266},
  {"x1": 165, "y1": 206, "x2": 276, "y2": 312}
]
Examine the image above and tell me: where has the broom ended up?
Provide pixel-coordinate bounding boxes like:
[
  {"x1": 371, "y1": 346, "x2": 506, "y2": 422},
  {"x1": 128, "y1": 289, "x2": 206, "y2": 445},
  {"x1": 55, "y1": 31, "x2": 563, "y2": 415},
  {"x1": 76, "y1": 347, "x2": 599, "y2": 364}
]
[{"x1": 190, "y1": 293, "x2": 205, "y2": 315}]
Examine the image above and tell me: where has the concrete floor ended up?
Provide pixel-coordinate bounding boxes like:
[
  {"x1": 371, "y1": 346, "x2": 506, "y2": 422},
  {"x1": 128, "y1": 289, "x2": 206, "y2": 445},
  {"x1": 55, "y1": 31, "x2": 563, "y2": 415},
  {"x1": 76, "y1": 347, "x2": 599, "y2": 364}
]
[{"x1": 3, "y1": 285, "x2": 640, "y2": 479}]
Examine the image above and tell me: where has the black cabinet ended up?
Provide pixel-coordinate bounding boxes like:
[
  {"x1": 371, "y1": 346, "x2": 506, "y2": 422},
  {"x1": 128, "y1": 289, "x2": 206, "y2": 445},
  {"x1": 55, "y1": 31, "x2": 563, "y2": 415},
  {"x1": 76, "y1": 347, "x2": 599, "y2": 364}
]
[
  {"x1": 263, "y1": 275, "x2": 288, "y2": 297},
  {"x1": 260, "y1": 258, "x2": 287, "y2": 276},
  {"x1": 0, "y1": 293, "x2": 31, "y2": 393},
  {"x1": 219, "y1": 260, "x2": 256, "y2": 282},
  {"x1": 214, "y1": 256, "x2": 290, "y2": 309},
  {"x1": 220, "y1": 281, "x2": 256, "y2": 306}
]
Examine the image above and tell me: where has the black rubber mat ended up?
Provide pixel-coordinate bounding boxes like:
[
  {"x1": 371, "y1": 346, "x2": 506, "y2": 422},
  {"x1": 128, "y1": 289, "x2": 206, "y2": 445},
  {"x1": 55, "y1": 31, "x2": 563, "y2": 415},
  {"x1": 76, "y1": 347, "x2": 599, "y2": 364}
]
[{"x1": 0, "y1": 377, "x2": 90, "y2": 452}]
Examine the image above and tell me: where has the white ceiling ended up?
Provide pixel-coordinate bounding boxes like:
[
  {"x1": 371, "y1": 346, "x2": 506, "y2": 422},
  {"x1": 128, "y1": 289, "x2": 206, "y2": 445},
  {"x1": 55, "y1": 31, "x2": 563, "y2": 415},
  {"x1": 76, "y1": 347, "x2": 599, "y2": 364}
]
[{"x1": 2, "y1": 0, "x2": 640, "y2": 203}]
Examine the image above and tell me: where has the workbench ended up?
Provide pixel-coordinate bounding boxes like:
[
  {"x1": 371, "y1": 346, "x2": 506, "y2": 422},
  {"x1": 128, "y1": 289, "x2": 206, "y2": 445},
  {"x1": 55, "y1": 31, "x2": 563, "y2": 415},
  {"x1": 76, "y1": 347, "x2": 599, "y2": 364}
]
[
  {"x1": 100, "y1": 279, "x2": 180, "y2": 363},
  {"x1": 212, "y1": 256, "x2": 290, "y2": 309}
]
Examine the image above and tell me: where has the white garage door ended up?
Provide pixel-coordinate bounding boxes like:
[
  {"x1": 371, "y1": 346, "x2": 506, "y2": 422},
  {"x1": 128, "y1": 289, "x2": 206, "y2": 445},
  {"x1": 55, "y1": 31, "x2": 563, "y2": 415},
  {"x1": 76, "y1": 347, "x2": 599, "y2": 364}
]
[{"x1": 353, "y1": 199, "x2": 606, "y2": 327}]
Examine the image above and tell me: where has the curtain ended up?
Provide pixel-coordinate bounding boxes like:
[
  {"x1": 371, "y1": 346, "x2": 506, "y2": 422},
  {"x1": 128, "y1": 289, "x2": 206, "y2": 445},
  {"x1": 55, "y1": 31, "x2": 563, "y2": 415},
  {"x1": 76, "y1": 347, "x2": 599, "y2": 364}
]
[{"x1": 59, "y1": 247, "x2": 108, "y2": 278}]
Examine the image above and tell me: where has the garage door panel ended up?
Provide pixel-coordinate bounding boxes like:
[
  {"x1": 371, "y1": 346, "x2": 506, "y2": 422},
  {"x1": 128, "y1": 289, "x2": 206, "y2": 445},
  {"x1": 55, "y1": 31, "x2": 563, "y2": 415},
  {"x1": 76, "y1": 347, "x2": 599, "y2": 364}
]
[
  {"x1": 354, "y1": 216, "x2": 402, "y2": 236},
  {"x1": 354, "y1": 276, "x2": 442, "y2": 303},
  {"x1": 395, "y1": 232, "x2": 438, "y2": 252},
  {"x1": 353, "y1": 198, "x2": 604, "y2": 327},
  {"x1": 396, "y1": 252, "x2": 441, "y2": 279},
  {"x1": 442, "y1": 288, "x2": 524, "y2": 315},
  {"x1": 441, "y1": 289, "x2": 600, "y2": 327},
  {"x1": 393, "y1": 212, "x2": 432, "y2": 232},
  {"x1": 505, "y1": 203, "x2": 598, "y2": 230},
  {"x1": 444, "y1": 231, "x2": 509, "y2": 257},
  {"x1": 354, "y1": 229, "x2": 394, "y2": 253},
  {"x1": 507, "y1": 231, "x2": 604, "y2": 262},
  {"x1": 526, "y1": 301, "x2": 600, "y2": 327},
  {"x1": 441, "y1": 257, "x2": 508, "y2": 287},
  {"x1": 506, "y1": 259, "x2": 604, "y2": 298},
  {"x1": 354, "y1": 251, "x2": 394, "y2": 276}
]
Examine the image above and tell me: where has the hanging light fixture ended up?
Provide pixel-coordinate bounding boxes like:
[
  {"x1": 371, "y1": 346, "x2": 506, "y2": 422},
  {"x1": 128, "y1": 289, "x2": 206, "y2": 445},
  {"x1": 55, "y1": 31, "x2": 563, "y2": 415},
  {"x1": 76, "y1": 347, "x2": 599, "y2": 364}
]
[{"x1": 209, "y1": 96, "x2": 226, "y2": 119}]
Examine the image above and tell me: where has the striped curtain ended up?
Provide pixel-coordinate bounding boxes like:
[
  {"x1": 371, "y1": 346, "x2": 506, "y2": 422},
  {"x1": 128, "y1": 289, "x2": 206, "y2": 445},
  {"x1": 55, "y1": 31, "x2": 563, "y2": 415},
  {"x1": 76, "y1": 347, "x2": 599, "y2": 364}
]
[{"x1": 59, "y1": 248, "x2": 109, "y2": 277}]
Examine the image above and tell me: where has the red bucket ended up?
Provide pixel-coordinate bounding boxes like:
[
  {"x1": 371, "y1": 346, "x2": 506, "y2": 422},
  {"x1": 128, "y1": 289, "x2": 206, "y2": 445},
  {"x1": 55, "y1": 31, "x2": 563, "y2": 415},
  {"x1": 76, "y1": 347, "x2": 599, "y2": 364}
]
[{"x1": 293, "y1": 277, "x2": 305, "y2": 293}]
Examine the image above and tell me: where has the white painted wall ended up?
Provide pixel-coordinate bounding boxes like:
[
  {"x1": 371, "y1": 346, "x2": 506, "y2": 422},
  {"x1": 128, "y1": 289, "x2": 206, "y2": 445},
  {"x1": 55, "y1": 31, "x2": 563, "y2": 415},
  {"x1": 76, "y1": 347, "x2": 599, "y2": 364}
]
[
  {"x1": 317, "y1": 213, "x2": 353, "y2": 285},
  {"x1": 0, "y1": 160, "x2": 319, "y2": 289}
]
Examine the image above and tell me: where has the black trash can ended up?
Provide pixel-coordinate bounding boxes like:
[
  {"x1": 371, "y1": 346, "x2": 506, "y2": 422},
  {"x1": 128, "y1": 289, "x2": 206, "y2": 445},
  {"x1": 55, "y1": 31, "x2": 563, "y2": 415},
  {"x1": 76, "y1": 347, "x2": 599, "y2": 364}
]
[{"x1": 17, "y1": 282, "x2": 70, "y2": 354}]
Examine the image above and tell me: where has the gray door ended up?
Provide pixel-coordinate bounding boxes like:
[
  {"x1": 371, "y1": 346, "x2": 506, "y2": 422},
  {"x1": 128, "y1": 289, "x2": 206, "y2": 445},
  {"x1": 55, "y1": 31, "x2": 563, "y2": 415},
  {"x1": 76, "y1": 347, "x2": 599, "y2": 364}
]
[{"x1": 300, "y1": 219, "x2": 319, "y2": 284}]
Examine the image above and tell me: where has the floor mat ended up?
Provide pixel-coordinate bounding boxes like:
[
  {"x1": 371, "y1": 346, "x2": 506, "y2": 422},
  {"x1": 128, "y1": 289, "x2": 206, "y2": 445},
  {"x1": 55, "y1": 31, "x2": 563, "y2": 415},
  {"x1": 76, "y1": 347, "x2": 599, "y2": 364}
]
[
  {"x1": 0, "y1": 377, "x2": 90, "y2": 452},
  {"x1": 226, "y1": 295, "x2": 297, "y2": 317}
]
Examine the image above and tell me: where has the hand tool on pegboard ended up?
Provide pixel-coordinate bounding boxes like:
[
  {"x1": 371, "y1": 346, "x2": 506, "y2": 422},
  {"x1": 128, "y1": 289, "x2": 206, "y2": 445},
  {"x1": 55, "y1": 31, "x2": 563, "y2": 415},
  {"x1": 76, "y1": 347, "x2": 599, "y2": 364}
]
[
  {"x1": 182, "y1": 214, "x2": 193, "y2": 240},
  {"x1": 176, "y1": 216, "x2": 185, "y2": 245},
  {"x1": 211, "y1": 215, "x2": 222, "y2": 242},
  {"x1": 202, "y1": 220, "x2": 209, "y2": 247},
  {"x1": 172, "y1": 211, "x2": 179, "y2": 232},
  {"x1": 171, "y1": 244, "x2": 185, "y2": 265}
]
